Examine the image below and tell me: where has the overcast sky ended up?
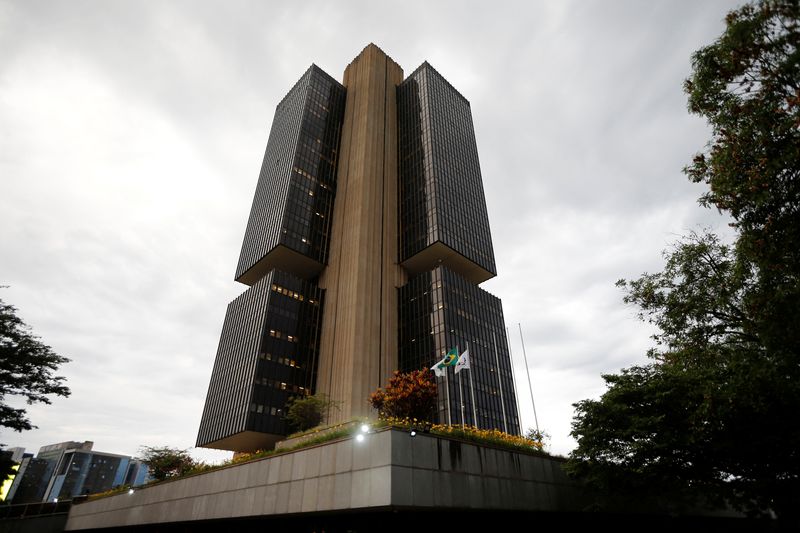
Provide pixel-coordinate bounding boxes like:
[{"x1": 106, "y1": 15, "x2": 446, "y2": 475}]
[{"x1": 1, "y1": 0, "x2": 740, "y2": 462}]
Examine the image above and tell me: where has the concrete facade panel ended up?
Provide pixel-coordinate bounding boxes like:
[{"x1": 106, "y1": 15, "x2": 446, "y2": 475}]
[
  {"x1": 233, "y1": 487, "x2": 257, "y2": 518},
  {"x1": 483, "y1": 476, "x2": 501, "y2": 509},
  {"x1": 450, "y1": 472, "x2": 469, "y2": 508},
  {"x1": 332, "y1": 472, "x2": 352, "y2": 510},
  {"x1": 278, "y1": 454, "x2": 293, "y2": 483},
  {"x1": 274, "y1": 481, "x2": 290, "y2": 514},
  {"x1": 458, "y1": 443, "x2": 481, "y2": 475},
  {"x1": 352, "y1": 439, "x2": 372, "y2": 471},
  {"x1": 301, "y1": 478, "x2": 318, "y2": 513},
  {"x1": 369, "y1": 430, "x2": 391, "y2": 468},
  {"x1": 368, "y1": 466, "x2": 391, "y2": 507},
  {"x1": 390, "y1": 430, "x2": 412, "y2": 467},
  {"x1": 303, "y1": 447, "x2": 321, "y2": 479},
  {"x1": 390, "y1": 465, "x2": 413, "y2": 507},
  {"x1": 262, "y1": 483, "x2": 278, "y2": 515},
  {"x1": 287, "y1": 479, "x2": 304, "y2": 513},
  {"x1": 410, "y1": 433, "x2": 437, "y2": 470},
  {"x1": 319, "y1": 442, "x2": 337, "y2": 476},
  {"x1": 267, "y1": 456, "x2": 281, "y2": 485},
  {"x1": 432, "y1": 471, "x2": 453, "y2": 508},
  {"x1": 467, "y1": 474, "x2": 484, "y2": 508},
  {"x1": 251, "y1": 485, "x2": 267, "y2": 514},
  {"x1": 411, "y1": 468, "x2": 433, "y2": 507},
  {"x1": 334, "y1": 439, "x2": 353, "y2": 473},
  {"x1": 316, "y1": 474, "x2": 335, "y2": 511},
  {"x1": 350, "y1": 469, "x2": 370, "y2": 508},
  {"x1": 291, "y1": 450, "x2": 307, "y2": 480}
]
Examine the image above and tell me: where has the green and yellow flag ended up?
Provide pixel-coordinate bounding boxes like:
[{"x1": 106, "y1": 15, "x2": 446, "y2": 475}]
[{"x1": 431, "y1": 348, "x2": 460, "y2": 377}]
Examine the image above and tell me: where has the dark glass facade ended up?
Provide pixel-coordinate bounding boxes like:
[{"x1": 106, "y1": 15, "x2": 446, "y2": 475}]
[
  {"x1": 50, "y1": 452, "x2": 125, "y2": 500},
  {"x1": 196, "y1": 269, "x2": 324, "y2": 450},
  {"x1": 398, "y1": 62, "x2": 496, "y2": 281},
  {"x1": 399, "y1": 266, "x2": 520, "y2": 435},
  {"x1": 9, "y1": 458, "x2": 53, "y2": 503},
  {"x1": 199, "y1": 64, "x2": 342, "y2": 451},
  {"x1": 235, "y1": 65, "x2": 346, "y2": 285}
]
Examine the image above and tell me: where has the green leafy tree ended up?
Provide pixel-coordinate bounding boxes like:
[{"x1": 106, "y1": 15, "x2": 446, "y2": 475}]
[
  {"x1": 369, "y1": 369, "x2": 437, "y2": 422},
  {"x1": 568, "y1": 0, "x2": 800, "y2": 519},
  {"x1": 138, "y1": 446, "x2": 196, "y2": 482},
  {"x1": 285, "y1": 394, "x2": 337, "y2": 432},
  {"x1": 0, "y1": 293, "x2": 71, "y2": 432},
  {"x1": 0, "y1": 291, "x2": 71, "y2": 482}
]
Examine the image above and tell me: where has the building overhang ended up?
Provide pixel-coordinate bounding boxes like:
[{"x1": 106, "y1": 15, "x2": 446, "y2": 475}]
[
  {"x1": 236, "y1": 245, "x2": 325, "y2": 286},
  {"x1": 401, "y1": 241, "x2": 495, "y2": 285},
  {"x1": 198, "y1": 431, "x2": 283, "y2": 453}
]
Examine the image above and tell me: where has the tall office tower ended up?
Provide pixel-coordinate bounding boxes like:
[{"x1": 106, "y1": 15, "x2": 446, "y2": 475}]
[
  {"x1": 197, "y1": 45, "x2": 520, "y2": 452},
  {"x1": 397, "y1": 63, "x2": 518, "y2": 435}
]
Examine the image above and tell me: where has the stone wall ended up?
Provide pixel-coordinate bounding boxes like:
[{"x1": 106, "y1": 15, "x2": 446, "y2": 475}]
[{"x1": 66, "y1": 428, "x2": 581, "y2": 530}]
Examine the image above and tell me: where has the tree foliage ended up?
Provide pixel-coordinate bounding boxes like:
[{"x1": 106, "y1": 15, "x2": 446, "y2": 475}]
[
  {"x1": 285, "y1": 394, "x2": 337, "y2": 432},
  {"x1": 568, "y1": 0, "x2": 800, "y2": 519},
  {"x1": 369, "y1": 370, "x2": 438, "y2": 422},
  {"x1": 138, "y1": 446, "x2": 196, "y2": 482},
  {"x1": 524, "y1": 428, "x2": 551, "y2": 450},
  {"x1": 684, "y1": 0, "x2": 800, "y2": 354},
  {"x1": 0, "y1": 292, "x2": 70, "y2": 433}
]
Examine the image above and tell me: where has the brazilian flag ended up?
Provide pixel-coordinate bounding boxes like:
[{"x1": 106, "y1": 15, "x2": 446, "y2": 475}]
[
  {"x1": 431, "y1": 348, "x2": 461, "y2": 377},
  {"x1": 442, "y1": 348, "x2": 460, "y2": 367}
]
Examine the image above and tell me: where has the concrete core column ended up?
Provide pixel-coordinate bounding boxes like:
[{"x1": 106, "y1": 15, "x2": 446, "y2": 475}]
[{"x1": 317, "y1": 44, "x2": 405, "y2": 423}]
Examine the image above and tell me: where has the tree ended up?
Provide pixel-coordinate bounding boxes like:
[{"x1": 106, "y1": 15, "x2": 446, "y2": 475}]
[
  {"x1": 0, "y1": 291, "x2": 71, "y2": 483},
  {"x1": 0, "y1": 293, "x2": 71, "y2": 432},
  {"x1": 567, "y1": 0, "x2": 800, "y2": 519},
  {"x1": 684, "y1": 0, "x2": 800, "y2": 358},
  {"x1": 138, "y1": 446, "x2": 197, "y2": 482},
  {"x1": 284, "y1": 394, "x2": 337, "y2": 432},
  {"x1": 369, "y1": 369, "x2": 437, "y2": 422}
]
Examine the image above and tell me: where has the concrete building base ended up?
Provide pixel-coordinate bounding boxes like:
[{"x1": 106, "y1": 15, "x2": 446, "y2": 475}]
[{"x1": 65, "y1": 428, "x2": 583, "y2": 530}]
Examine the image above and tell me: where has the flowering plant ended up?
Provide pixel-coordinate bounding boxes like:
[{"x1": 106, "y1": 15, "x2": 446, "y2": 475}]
[
  {"x1": 369, "y1": 369, "x2": 437, "y2": 421},
  {"x1": 377, "y1": 415, "x2": 544, "y2": 453}
]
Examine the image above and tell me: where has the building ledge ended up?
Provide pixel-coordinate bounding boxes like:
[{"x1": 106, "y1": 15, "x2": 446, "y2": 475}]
[
  {"x1": 401, "y1": 242, "x2": 495, "y2": 284},
  {"x1": 236, "y1": 245, "x2": 325, "y2": 285},
  {"x1": 198, "y1": 431, "x2": 283, "y2": 454}
]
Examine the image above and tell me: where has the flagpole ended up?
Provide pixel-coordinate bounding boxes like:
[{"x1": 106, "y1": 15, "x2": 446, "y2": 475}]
[
  {"x1": 444, "y1": 363, "x2": 452, "y2": 425},
  {"x1": 506, "y1": 326, "x2": 523, "y2": 434},
  {"x1": 457, "y1": 345, "x2": 465, "y2": 427},
  {"x1": 467, "y1": 341, "x2": 477, "y2": 428},
  {"x1": 518, "y1": 323, "x2": 540, "y2": 433},
  {"x1": 492, "y1": 331, "x2": 508, "y2": 434}
]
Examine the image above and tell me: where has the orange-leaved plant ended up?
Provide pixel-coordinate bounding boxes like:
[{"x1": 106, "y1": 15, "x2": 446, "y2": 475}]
[{"x1": 369, "y1": 369, "x2": 437, "y2": 422}]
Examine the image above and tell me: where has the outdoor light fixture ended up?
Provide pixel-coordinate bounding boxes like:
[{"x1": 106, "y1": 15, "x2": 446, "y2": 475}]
[
  {"x1": 356, "y1": 434, "x2": 365, "y2": 443},
  {"x1": 360, "y1": 424, "x2": 369, "y2": 433},
  {"x1": 410, "y1": 430, "x2": 417, "y2": 437},
  {"x1": 54, "y1": 498, "x2": 58, "y2": 503},
  {"x1": 128, "y1": 489, "x2": 135, "y2": 495}
]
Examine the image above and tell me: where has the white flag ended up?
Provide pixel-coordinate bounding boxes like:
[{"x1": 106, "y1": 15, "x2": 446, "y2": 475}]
[
  {"x1": 455, "y1": 349, "x2": 470, "y2": 374},
  {"x1": 430, "y1": 355, "x2": 448, "y2": 377}
]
